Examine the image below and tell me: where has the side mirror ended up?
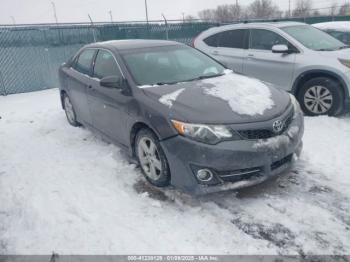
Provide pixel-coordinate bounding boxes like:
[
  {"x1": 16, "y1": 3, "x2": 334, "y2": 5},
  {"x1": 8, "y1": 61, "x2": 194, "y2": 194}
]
[
  {"x1": 272, "y1": 44, "x2": 289, "y2": 54},
  {"x1": 100, "y1": 76, "x2": 122, "y2": 89}
]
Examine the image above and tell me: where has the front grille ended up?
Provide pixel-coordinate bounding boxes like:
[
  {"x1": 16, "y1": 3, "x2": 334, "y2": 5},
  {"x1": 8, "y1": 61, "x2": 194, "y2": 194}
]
[
  {"x1": 218, "y1": 167, "x2": 262, "y2": 183},
  {"x1": 237, "y1": 109, "x2": 294, "y2": 140},
  {"x1": 271, "y1": 154, "x2": 293, "y2": 171}
]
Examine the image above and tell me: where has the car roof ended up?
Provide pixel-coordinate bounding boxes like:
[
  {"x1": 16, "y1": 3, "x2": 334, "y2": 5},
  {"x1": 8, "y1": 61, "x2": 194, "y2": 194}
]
[
  {"x1": 206, "y1": 21, "x2": 306, "y2": 31},
  {"x1": 313, "y1": 21, "x2": 350, "y2": 32},
  {"x1": 85, "y1": 39, "x2": 182, "y2": 51}
]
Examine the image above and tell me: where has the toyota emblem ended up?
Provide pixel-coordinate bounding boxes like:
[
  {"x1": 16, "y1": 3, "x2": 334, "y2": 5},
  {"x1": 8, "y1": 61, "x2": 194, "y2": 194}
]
[{"x1": 272, "y1": 120, "x2": 284, "y2": 134}]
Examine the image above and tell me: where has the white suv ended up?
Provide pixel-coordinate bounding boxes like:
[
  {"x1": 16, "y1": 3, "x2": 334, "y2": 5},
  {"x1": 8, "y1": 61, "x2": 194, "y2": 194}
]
[{"x1": 194, "y1": 21, "x2": 350, "y2": 116}]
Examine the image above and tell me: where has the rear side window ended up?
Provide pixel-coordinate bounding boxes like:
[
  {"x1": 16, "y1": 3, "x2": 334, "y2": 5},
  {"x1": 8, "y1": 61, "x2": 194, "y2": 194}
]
[
  {"x1": 93, "y1": 50, "x2": 122, "y2": 79},
  {"x1": 250, "y1": 29, "x2": 288, "y2": 50},
  {"x1": 218, "y1": 29, "x2": 247, "y2": 49},
  {"x1": 74, "y1": 49, "x2": 95, "y2": 75},
  {"x1": 203, "y1": 33, "x2": 220, "y2": 47}
]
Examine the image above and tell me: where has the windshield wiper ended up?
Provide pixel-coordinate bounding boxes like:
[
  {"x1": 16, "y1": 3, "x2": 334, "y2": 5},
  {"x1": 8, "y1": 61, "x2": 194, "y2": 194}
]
[
  {"x1": 317, "y1": 48, "x2": 336, "y2": 51},
  {"x1": 185, "y1": 73, "x2": 225, "y2": 82},
  {"x1": 154, "y1": 73, "x2": 224, "y2": 86}
]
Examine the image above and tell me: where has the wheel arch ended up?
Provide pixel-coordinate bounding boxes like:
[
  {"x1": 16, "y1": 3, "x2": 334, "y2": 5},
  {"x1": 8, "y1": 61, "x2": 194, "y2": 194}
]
[
  {"x1": 291, "y1": 70, "x2": 348, "y2": 98},
  {"x1": 60, "y1": 90, "x2": 67, "y2": 109},
  {"x1": 129, "y1": 121, "x2": 161, "y2": 157}
]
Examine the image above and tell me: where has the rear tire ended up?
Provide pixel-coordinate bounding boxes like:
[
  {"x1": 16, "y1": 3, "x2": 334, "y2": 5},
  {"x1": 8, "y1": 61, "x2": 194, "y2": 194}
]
[
  {"x1": 135, "y1": 128, "x2": 170, "y2": 187},
  {"x1": 63, "y1": 93, "x2": 80, "y2": 127},
  {"x1": 297, "y1": 77, "x2": 344, "y2": 116}
]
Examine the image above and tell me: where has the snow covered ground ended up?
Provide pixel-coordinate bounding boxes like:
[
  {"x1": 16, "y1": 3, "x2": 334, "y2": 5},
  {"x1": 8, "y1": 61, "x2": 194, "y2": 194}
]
[{"x1": 0, "y1": 89, "x2": 350, "y2": 255}]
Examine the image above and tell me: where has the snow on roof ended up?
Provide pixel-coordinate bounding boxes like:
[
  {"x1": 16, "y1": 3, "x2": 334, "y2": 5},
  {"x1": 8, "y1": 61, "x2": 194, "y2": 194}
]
[{"x1": 313, "y1": 21, "x2": 350, "y2": 32}]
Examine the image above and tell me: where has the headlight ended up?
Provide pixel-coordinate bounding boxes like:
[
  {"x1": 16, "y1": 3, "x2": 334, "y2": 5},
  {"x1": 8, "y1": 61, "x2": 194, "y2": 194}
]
[
  {"x1": 289, "y1": 94, "x2": 302, "y2": 117},
  {"x1": 171, "y1": 120, "x2": 241, "y2": 144},
  {"x1": 339, "y1": 59, "x2": 350, "y2": 68}
]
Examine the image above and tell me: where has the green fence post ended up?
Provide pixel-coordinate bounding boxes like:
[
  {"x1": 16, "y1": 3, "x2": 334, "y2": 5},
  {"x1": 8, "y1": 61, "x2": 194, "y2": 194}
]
[{"x1": 0, "y1": 71, "x2": 6, "y2": 95}]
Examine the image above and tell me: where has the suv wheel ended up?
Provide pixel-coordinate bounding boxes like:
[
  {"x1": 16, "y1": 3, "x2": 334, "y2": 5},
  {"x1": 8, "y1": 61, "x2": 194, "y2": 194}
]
[
  {"x1": 297, "y1": 77, "x2": 344, "y2": 116},
  {"x1": 135, "y1": 129, "x2": 170, "y2": 187},
  {"x1": 63, "y1": 93, "x2": 80, "y2": 126}
]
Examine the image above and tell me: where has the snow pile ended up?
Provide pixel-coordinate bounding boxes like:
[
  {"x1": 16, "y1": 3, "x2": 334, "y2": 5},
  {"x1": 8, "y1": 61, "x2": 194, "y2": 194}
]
[
  {"x1": 1, "y1": 89, "x2": 350, "y2": 255},
  {"x1": 202, "y1": 73, "x2": 274, "y2": 116},
  {"x1": 159, "y1": 88, "x2": 185, "y2": 108},
  {"x1": 253, "y1": 135, "x2": 290, "y2": 151}
]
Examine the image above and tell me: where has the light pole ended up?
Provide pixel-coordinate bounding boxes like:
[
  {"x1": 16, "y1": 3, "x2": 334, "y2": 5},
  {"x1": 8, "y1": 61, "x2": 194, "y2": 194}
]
[
  {"x1": 145, "y1": 0, "x2": 149, "y2": 24},
  {"x1": 51, "y1": 1, "x2": 58, "y2": 24},
  {"x1": 10, "y1": 16, "x2": 16, "y2": 25},
  {"x1": 289, "y1": 0, "x2": 291, "y2": 17},
  {"x1": 109, "y1": 10, "x2": 113, "y2": 23}
]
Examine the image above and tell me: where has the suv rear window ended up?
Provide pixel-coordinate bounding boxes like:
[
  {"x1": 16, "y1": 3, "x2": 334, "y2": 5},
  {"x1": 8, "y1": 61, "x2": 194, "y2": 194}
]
[
  {"x1": 204, "y1": 29, "x2": 247, "y2": 49},
  {"x1": 203, "y1": 34, "x2": 220, "y2": 47},
  {"x1": 219, "y1": 29, "x2": 247, "y2": 49}
]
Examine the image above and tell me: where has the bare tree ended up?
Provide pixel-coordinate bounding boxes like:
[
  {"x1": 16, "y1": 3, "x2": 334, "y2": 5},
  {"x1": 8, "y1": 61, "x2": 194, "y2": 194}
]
[
  {"x1": 198, "y1": 9, "x2": 216, "y2": 21},
  {"x1": 338, "y1": 3, "x2": 350, "y2": 15},
  {"x1": 247, "y1": 0, "x2": 281, "y2": 19},
  {"x1": 183, "y1": 15, "x2": 196, "y2": 22},
  {"x1": 292, "y1": 0, "x2": 313, "y2": 17},
  {"x1": 329, "y1": 1, "x2": 338, "y2": 16},
  {"x1": 198, "y1": 3, "x2": 243, "y2": 23}
]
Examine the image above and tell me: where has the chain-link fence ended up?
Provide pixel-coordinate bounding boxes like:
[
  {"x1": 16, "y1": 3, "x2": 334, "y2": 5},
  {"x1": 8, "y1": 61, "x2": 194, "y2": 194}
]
[
  {"x1": 1, "y1": 16, "x2": 350, "y2": 95},
  {"x1": 0, "y1": 21, "x2": 218, "y2": 95}
]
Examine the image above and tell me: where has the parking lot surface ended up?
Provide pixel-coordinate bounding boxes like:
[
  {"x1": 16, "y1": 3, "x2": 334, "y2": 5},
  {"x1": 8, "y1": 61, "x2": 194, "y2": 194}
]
[{"x1": 0, "y1": 89, "x2": 350, "y2": 255}]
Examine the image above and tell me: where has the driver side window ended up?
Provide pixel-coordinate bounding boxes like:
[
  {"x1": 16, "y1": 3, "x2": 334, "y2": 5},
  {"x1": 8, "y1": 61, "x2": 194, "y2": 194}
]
[
  {"x1": 250, "y1": 29, "x2": 289, "y2": 51},
  {"x1": 93, "y1": 50, "x2": 122, "y2": 79}
]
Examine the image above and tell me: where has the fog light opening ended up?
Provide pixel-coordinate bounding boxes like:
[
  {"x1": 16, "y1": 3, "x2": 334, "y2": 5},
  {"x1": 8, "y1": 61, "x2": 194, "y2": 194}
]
[{"x1": 197, "y1": 169, "x2": 214, "y2": 182}]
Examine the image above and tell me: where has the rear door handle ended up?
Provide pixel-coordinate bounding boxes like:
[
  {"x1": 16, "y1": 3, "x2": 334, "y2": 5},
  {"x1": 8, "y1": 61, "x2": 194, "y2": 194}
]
[
  {"x1": 212, "y1": 50, "x2": 219, "y2": 55},
  {"x1": 248, "y1": 53, "x2": 254, "y2": 57}
]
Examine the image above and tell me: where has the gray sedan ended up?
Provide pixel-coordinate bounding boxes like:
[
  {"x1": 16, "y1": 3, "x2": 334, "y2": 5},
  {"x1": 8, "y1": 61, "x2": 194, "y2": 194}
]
[{"x1": 58, "y1": 40, "x2": 304, "y2": 195}]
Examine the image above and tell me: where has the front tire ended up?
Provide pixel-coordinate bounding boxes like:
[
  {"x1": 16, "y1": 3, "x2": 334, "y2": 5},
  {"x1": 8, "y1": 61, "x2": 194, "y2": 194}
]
[
  {"x1": 63, "y1": 93, "x2": 80, "y2": 127},
  {"x1": 135, "y1": 129, "x2": 170, "y2": 187},
  {"x1": 297, "y1": 77, "x2": 344, "y2": 116}
]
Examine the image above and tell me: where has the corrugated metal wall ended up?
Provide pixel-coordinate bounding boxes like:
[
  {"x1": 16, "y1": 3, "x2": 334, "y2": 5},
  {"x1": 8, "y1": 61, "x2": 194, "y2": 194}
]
[{"x1": 1, "y1": 16, "x2": 350, "y2": 95}]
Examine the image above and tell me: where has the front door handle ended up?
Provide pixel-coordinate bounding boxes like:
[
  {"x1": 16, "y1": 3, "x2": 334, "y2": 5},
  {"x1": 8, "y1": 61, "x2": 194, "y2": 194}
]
[
  {"x1": 248, "y1": 53, "x2": 254, "y2": 57},
  {"x1": 212, "y1": 50, "x2": 219, "y2": 55}
]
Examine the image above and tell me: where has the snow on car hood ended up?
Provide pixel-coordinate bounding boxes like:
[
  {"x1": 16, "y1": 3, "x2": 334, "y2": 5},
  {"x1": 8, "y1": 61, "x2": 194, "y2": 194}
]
[{"x1": 142, "y1": 72, "x2": 290, "y2": 124}]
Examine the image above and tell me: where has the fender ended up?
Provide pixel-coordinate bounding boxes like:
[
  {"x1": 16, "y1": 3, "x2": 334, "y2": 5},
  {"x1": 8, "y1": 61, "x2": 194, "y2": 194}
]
[{"x1": 291, "y1": 69, "x2": 349, "y2": 98}]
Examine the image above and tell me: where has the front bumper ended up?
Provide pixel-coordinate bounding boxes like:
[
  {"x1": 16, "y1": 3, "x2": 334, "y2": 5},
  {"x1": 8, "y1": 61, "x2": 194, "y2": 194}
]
[{"x1": 160, "y1": 112, "x2": 304, "y2": 195}]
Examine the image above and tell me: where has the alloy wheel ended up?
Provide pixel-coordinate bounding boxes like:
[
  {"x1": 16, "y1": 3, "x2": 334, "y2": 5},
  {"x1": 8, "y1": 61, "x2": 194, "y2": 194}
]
[
  {"x1": 137, "y1": 137, "x2": 162, "y2": 181},
  {"x1": 304, "y1": 85, "x2": 333, "y2": 114}
]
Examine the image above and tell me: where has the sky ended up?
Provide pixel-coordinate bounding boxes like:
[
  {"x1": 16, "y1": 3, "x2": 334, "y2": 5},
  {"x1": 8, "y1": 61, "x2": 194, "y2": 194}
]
[{"x1": 0, "y1": 0, "x2": 348, "y2": 25}]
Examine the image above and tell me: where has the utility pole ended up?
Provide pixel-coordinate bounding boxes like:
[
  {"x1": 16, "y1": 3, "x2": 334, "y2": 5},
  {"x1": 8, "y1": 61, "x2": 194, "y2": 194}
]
[
  {"x1": 145, "y1": 0, "x2": 149, "y2": 24},
  {"x1": 88, "y1": 14, "x2": 97, "y2": 42},
  {"x1": 182, "y1": 12, "x2": 185, "y2": 23},
  {"x1": 108, "y1": 10, "x2": 113, "y2": 23},
  {"x1": 51, "y1": 1, "x2": 58, "y2": 24},
  {"x1": 289, "y1": 0, "x2": 291, "y2": 17},
  {"x1": 10, "y1": 16, "x2": 16, "y2": 25}
]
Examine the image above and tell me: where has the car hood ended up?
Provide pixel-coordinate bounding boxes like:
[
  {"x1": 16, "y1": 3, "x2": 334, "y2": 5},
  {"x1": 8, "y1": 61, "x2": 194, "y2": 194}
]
[
  {"x1": 318, "y1": 48, "x2": 350, "y2": 60},
  {"x1": 141, "y1": 73, "x2": 291, "y2": 124}
]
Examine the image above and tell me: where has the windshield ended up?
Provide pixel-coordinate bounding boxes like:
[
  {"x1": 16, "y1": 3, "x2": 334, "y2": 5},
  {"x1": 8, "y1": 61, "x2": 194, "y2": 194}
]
[
  {"x1": 121, "y1": 45, "x2": 226, "y2": 86},
  {"x1": 282, "y1": 25, "x2": 346, "y2": 51}
]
